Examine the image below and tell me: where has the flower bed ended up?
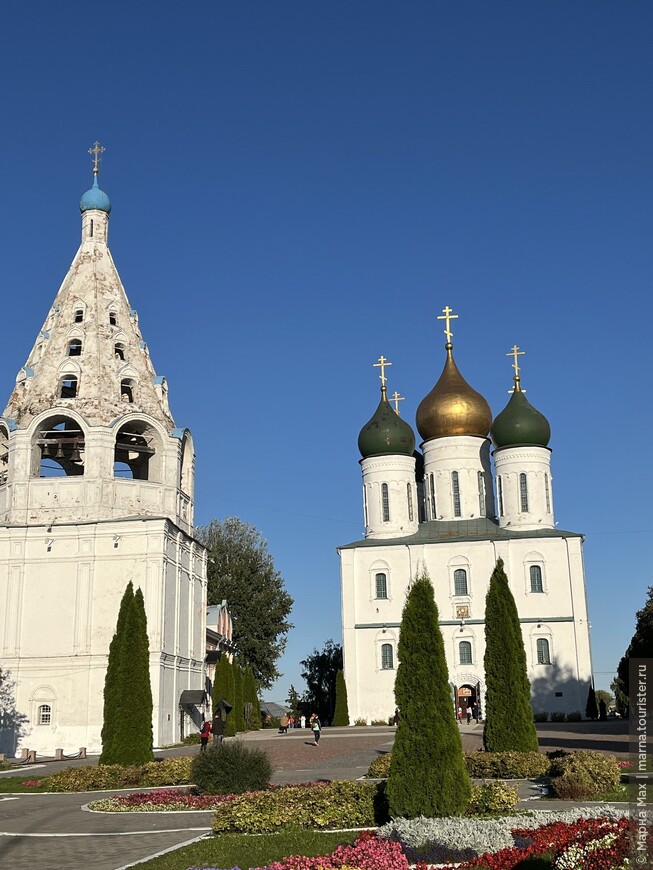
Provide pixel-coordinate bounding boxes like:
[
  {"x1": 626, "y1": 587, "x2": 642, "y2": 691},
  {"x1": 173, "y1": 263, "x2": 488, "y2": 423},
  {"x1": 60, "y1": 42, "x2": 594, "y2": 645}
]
[{"x1": 89, "y1": 787, "x2": 229, "y2": 812}]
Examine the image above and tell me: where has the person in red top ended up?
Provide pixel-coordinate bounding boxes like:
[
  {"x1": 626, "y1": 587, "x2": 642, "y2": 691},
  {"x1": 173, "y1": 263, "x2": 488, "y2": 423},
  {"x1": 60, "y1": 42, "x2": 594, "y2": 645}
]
[{"x1": 200, "y1": 720, "x2": 212, "y2": 750}]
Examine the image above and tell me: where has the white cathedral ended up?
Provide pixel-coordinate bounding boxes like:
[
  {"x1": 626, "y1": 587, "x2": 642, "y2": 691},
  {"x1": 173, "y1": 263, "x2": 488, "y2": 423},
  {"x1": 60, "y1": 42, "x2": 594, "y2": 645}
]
[
  {"x1": 0, "y1": 148, "x2": 206, "y2": 754},
  {"x1": 339, "y1": 311, "x2": 593, "y2": 724}
]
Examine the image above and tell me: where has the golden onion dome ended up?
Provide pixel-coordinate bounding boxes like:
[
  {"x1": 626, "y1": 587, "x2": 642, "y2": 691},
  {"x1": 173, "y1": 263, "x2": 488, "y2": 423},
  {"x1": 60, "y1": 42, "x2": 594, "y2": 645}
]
[{"x1": 416, "y1": 344, "x2": 492, "y2": 441}]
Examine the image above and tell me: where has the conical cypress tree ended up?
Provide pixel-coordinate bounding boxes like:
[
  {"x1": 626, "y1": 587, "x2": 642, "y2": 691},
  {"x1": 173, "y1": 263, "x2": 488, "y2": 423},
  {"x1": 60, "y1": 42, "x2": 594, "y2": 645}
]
[
  {"x1": 224, "y1": 657, "x2": 237, "y2": 736},
  {"x1": 100, "y1": 582, "x2": 134, "y2": 765},
  {"x1": 333, "y1": 670, "x2": 350, "y2": 725},
  {"x1": 585, "y1": 685, "x2": 598, "y2": 721},
  {"x1": 245, "y1": 666, "x2": 262, "y2": 730},
  {"x1": 233, "y1": 662, "x2": 245, "y2": 732},
  {"x1": 212, "y1": 652, "x2": 231, "y2": 721},
  {"x1": 387, "y1": 570, "x2": 471, "y2": 818},
  {"x1": 483, "y1": 559, "x2": 539, "y2": 752},
  {"x1": 121, "y1": 588, "x2": 154, "y2": 763}
]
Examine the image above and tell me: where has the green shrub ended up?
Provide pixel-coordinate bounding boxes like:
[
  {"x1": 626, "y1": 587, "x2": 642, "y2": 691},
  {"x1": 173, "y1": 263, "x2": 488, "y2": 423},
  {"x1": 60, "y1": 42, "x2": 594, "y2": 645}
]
[
  {"x1": 467, "y1": 780, "x2": 520, "y2": 814},
  {"x1": 367, "y1": 753, "x2": 392, "y2": 778},
  {"x1": 371, "y1": 719, "x2": 387, "y2": 726},
  {"x1": 211, "y1": 780, "x2": 384, "y2": 833},
  {"x1": 464, "y1": 751, "x2": 550, "y2": 779},
  {"x1": 0, "y1": 760, "x2": 12, "y2": 771},
  {"x1": 354, "y1": 718, "x2": 367, "y2": 726},
  {"x1": 549, "y1": 750, "x2": 620, "y2": 799},
  {"x1": 550, "y1": 711, "x2": 566, "y2": 723},
  {"x1": 47, "y1": 765, "x2": 141, "y2": 792},
  {"x1": 565, "y1": 711, "x2": 582, "y2": 722},
  {"x1": 263, "y1": 716, "x2": 280, "y2": 729},
  {"x1": 182, "y1": 733, "x2": 201, "y2": 744},
  {"x1": 191, "y1": 740, "x2": 272, "y2": 795},
  {"x1": 533, "y1": 711, "x2": 549, "y2": 723},
  {"x1": 140, "y1": 758, "x2": 192, "y2": 786}
]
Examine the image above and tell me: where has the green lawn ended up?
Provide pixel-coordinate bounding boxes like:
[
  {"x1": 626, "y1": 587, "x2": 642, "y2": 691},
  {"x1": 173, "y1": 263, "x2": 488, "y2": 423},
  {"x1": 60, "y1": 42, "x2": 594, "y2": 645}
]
[
  {"x1": 136, "y1": 830, "x2": 361, "y2": 870},
  {"x1": 0, "y1": 775, "x2": 51, "y2": 793}
]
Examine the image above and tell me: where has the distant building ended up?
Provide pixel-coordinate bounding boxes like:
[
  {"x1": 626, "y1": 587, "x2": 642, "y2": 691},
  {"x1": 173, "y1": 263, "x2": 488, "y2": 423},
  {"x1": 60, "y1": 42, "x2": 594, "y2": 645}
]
[{"x1": 339, "y1": 311, "x2": 592, "y2": 724}]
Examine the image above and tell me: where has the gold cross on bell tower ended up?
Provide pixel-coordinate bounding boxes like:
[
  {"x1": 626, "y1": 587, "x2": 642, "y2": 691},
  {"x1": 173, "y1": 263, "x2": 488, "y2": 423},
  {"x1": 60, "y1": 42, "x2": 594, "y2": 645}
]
[
  {"x1": 437, "y1": 305, "x2": 458, "y2": 345},
  {"x1": 88, "y1": 141, "x2": 105, "y2": 176},
  {"x1": 373, "y1": 355, "x2": 392, "y2": 391},
  {"x1": 390, "y1": 391, "x2": 405, "y2": 415},
  {"x1": 507, "y1": 344, "x2": 525, "y2": 393}
]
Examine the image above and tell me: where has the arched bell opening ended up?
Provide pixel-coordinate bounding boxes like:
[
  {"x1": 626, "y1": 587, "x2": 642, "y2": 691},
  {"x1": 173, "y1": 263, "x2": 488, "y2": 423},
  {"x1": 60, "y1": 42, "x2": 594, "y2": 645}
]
[
  {"x1": 179, "y1": 431, "x2": 194, "y2": 497},
  {"x1": 114, "y1": 420, "x2": 161, "y2": 482},
  {"x1": 0, "y1": 423, "x2": 9, "y2": 485},
  {"x1": 34, "y1": 415, "x2": 86, "y2": 477}
]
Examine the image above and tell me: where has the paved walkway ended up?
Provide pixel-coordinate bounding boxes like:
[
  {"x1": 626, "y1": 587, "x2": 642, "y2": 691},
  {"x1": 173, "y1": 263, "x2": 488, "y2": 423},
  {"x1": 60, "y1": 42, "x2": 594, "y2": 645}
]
[{"x1": 0, "y1": 722, "x2": 632, "y2": 870}]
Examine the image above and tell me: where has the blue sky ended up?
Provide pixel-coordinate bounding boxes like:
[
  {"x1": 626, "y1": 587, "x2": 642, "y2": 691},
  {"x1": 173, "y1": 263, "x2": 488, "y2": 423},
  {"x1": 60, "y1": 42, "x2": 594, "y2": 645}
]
[{"x1": 1, "y1": 2, "x2": 651, "y2": 701}]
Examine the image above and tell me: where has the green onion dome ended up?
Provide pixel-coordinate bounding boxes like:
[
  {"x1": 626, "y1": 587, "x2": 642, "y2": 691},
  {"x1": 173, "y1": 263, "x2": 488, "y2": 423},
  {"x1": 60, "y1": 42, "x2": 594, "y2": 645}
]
[
  {"x1": 491, "y1": 386, "x2": 551, "y2": 449},
  {"x1": 416, "y1": 345, "x2": 492, "y2": 441},
  {"x1": 358, "y1": 387, "x2": 416, "y2": 458}
]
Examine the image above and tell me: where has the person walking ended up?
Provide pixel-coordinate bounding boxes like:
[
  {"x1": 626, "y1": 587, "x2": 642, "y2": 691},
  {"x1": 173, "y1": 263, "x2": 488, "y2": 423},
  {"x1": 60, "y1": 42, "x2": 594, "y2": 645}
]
[
  {"x1": 310, "y1": 713, "x2": 321, "y2": 745},
  {"x1": 279, "y1": 714, "x2": 289, "y2": 734},
  {"x1": 457, "y1": 705, "x2": 463, "y2": 723},
  {"x1": 300, "y1": 714, "x2": 306, "y2": 729},
  {"x1": 199, "y1": 719, "x2": 212, "y2": 750}
]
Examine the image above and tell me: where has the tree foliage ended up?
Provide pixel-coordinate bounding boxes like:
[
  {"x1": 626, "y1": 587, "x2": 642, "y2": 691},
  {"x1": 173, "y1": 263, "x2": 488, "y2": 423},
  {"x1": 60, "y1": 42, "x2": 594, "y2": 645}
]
[
  {"x1": 286, "y1": 684, "x2": 301, "y2": 713},
  {"x1": 333, "y1": 670, "x2": 350, "y2": 726},
  {"x1": 0, "y1": 668, "x2": 28, "y2": 756},
  {"x1": 300, "y1": 639, "x2": 343, "y2": 722},
  {"x1": 616, "y1": 585, "x2": 653, "y2": 706},
  {"x1": 213, "y1": 653, "x2": 236, "y2": 736},
  {"x1": 198, "y1": 517, "x2": 293, "y2": 688},
  {"x1": 387, "y1": 570, "x2": 471, "y2": 818},
  {"x1": 483, "y1": 559, "x2": 539, "y2": 753},
  {"x1": 101, "y1": 584, "x2": 154, "y2": 765},
  {"x1": 244, "y1": 666, "x2": 262, "y2": 730},
  {"x1": 585, "y1": 685, "x2": 598, "y2": 721},
  {"x1": 233, "y1": 662, "x2": 245, "y2": 732}
]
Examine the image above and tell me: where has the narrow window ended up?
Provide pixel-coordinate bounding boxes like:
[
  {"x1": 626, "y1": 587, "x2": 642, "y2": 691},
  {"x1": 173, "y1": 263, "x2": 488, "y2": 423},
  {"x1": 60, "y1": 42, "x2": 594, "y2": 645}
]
[
  {"x1": 519, "y1": 473, "x2": 529, "y2": 512},
  {"x1": 477, "y1": 471, "x2": 485, "y2": 516},
  {"x1": 363, "y1": 486, "x2": 369, "y2": 528},
  {"x1": 536, "y1": 638, "x2": 551, "y2": 665},
  {"x1": 381, "y1": 643, "x2": 394, "y2": 670},
  {"x1": 90, "y1": 219, "x2": 94, "y2": 238},
  {"x1": 381, "y1": 483, "x2": 390, "y2": 522},
  {"x1": 459, "y1": 641, "x2": 472, "y2": 665},
  {"x1": 545, "y1": 473, "x2": 551, "y2": 513},
  {"x1": 375, "y1": 572, "x2": 388, "y2": 599},
  {"x1": 114, "y1": 342, "x2": 126, "y2": 361},
  {"x1": 498, "y1": 475, "x2": 504, "y2": 517},
  {"x1": 59, "y1": 375, "x2": 78, "y2": 398},
  {"x1": 120, "y1": 379, "x2": 134, "y2": 403},
  {"x1": 454, "y1": 568, "x2": 468, "y2": 596},
  {"x1": 74, "y1": 309, "x2": 84, "y2": 323},
  {"x1": 530, "y1": 565, "x2": 544, "y2": 593},
  {"x1": 68, "y1": 339, "x2": 82, "y2": 357},
  {"x1": 407, "y1": 483, "x2": 414, "y2": 522},
  {"x1": 430, "y1": 472, "x2": 436, "y2": 519},
  {"x1": 38, "y1": 704, "x2": 52, "y2": 725},
  {"x1": 452, "y1": 471, "x2": 461, "y2": 517},
  {"x1": 109, "y1": 311, "x2": 117, "y2": 326}
]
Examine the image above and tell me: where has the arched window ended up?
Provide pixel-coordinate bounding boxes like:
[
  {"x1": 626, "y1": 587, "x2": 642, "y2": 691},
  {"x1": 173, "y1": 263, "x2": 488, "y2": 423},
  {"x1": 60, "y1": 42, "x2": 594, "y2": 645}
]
[
  {"x1": 459, "y1": 641, "x2": 472, "y2": 665},
  {"x1": 109, "y1": 311, "x2": 117, "y2": 326},
  {"x1": 545, "y1": 473, "x2": 551, "y2": 513},
  {"x1": 454, "y1": 568, "x2": 468, "y2": 596},
  {"x1": 68, "y1": 339, "x2": 82, "y2": 356},
  {"x1": 477, "y1": 471, "x2": 485, "y2": 515},
  {"x1": 498, "y1": 475, "x2": 504, "y2": 516},
  {"x1": 375, "y1": 573, "x2": 388, "y2": 599},
  {"x1": 114, "y1": 342, "x2": 126, "y2": 361},
  {"x1": 536, "y1": 638, "x2": 551, "y2": 664},
  {"x1": 120, "y1": 378, "x2": 135, "y2": 403},
  {"x1": 452, "y1": 471, "x2": 461, "y2": 517},
  {"x1": 114, "y1": 421, "x2": 159, "y2": 481},
  {"x1": 519, "y1": 473, "x2": 529, "y2": 512},
  {"x1": 38, "y1": 704, "x2": 52, "y2": 725},
  {"x1": 430, "y1": 472, "x2": 436, "y2": 519},
  {"x1": 381, "y1": 483, "x2": 390, "y2": 522},
  {"x1": 407, "y1": 483, "x2": 414, "y2": 522},
  {"x1": 381, "y1": 643, "x2": 394, "y2": 670},
  {"x1": 0, "y1": 424, "x2": 9, "y2": 485},
  {"x1": 59, "y1": 374, "x2": 78, "y2": 399},
  {"x1": 35, "y1": 416, "x2": 85, "y2": 477},
  {"x1": 363, "y1": 486, "x2": 369, "y2": 528},
  {"x1": 74, "y1": 309, "x2": 84, "y2": 323},
  {"x1": 530, "y1": 565, "x2": 544, "y2": 593}
]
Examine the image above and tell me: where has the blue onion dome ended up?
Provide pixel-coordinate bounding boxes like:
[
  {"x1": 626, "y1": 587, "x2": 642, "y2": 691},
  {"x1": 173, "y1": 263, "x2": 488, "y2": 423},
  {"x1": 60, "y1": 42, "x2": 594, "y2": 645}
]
[
  {"x1": 416, "y1": 345, "x2": 492, "y2": 440},
  {"x1": 358, "y1": 387, "x2": 416, "y2": 458},
  {"x1": 80, "y1": 175, "x2": 112, "y2": 214},
  {"x1": 491, "y1": 384, "x2": 551, "y2": 449}
]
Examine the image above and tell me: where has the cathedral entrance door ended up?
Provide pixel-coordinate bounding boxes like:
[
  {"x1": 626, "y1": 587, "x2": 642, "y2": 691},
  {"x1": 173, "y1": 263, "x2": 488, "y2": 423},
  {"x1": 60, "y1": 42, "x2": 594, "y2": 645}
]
[{"x1": 456, "y1": 685, "x2": 476, "y2": 721}]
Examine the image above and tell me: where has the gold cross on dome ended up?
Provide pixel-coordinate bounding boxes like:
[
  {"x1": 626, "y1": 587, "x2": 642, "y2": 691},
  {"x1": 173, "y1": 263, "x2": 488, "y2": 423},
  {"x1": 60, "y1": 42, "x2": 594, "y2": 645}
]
[
  {"x1": 437, "y1": 305, "x2": 458, "y2": 343},
  {"x1": 507, "y1": 344, "x2": 525, "y2": 378},
  {"x1": 88, "y1": 141, "x2": 105, "y2": 175},
  {"x1": 390, "y1": 391, "x2": 405, "y2": 414},
  {"x1": 373, "y1": 355, "x2": 392, "y2": 387}
]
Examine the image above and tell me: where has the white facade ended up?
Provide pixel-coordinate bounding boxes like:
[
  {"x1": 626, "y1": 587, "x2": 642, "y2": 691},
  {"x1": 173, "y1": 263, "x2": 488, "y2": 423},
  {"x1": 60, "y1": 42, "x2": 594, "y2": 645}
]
[
  {"x1": 0, "y1": 172, "x2": 207, "y2": 754},
  {"x1": 340, "y1": 349, "x2": 593, "y2": 725}
]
